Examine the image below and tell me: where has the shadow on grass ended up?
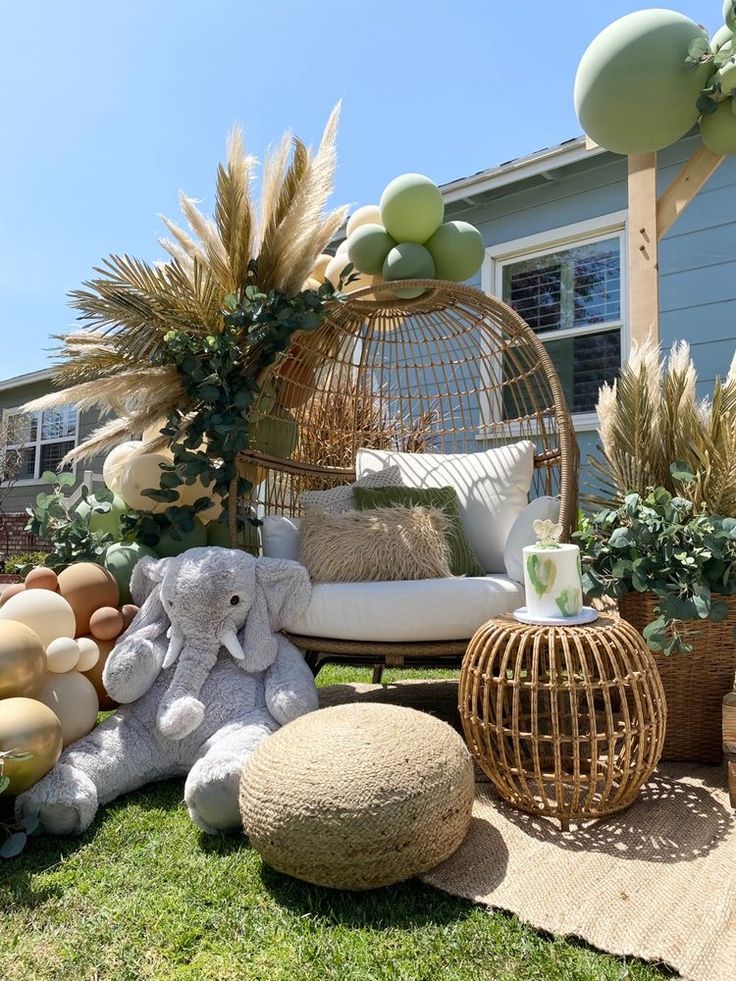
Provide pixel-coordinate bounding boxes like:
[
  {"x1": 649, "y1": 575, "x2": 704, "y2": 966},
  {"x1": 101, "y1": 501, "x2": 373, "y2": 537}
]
[{"x1": 257, "y1": 815, "x2": 507, "y2": 930}]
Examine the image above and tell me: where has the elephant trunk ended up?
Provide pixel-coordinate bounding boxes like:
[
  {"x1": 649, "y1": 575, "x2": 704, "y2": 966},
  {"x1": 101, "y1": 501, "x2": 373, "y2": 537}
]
[{"x1": 156, "y1": 639, "x2": 220, "y2": 741}]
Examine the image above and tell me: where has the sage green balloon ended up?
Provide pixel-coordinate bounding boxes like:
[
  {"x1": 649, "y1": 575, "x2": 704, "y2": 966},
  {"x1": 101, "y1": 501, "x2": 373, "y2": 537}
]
[
  {"x1": 425, "y1": 221, "x2": 485, "y2": 282},
  {"x1": 206, "y1": 520, "x2": 259, "y2": 550},
  {"x1": 719, "y1": 59, "x2": 736, "y2": 95},
  {"x1": 76, "y1": 493, "x2": 128, "y2": 539},
  {"x1": 104, "y1": 542, "x2": 157, "y2": 605},
  {"x1": 346, "y1": 224, "x2": 396, "y2": 275},
  {"x1": 712, "y1": 24, "x2": 734, "y2": 52},
  {"x1": 574, "y1": 9, "x2": 713, "y2": 154},
  {"x1": 155, "y1": 517, "x2": 208, "y2": 559},
  {"x1": 700, "y1": 99, "x2": 736, "y2": 155},
  {"x1": 382, "y1": 243, "x2": 435, "y2": 299},
  {"x1": 726, "y1": 0, "x2": 736, "y2": 32},
  {"x1": 380, "y1": 174, "x2": 444, "y2": 244}
]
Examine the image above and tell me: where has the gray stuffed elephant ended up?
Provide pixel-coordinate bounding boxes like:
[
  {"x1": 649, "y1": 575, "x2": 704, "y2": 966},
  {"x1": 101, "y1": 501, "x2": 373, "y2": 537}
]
[{"x1": 16, "y1": 547, "x2": 318, "y2": 835}]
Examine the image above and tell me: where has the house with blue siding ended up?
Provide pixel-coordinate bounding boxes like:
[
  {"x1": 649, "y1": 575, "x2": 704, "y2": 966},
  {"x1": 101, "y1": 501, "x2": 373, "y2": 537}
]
[{"x1": 1, "y1": 129, "x2": 734, "y2": 551}]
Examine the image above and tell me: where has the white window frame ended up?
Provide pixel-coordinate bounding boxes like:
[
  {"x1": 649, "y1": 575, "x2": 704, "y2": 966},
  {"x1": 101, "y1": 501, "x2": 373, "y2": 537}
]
[
  {"x1": 481, "y1": 211, "x2": 629, "y2": 432},
  {"x1": 2, "y1": 405, "x2": 79, "y2": 485}
]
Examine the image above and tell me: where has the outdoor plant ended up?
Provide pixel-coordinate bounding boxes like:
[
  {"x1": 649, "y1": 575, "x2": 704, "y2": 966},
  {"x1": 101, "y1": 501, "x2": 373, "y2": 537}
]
[
  {"x1": 3, "y1": 551, "x2": 47, "y2": 575},
  {"x1": 577, "y1": 482, "x2": 736, "y2": 654},
  {"x1": 24, "y1": 472, "x2": 116, "y2": 572},
  {"x1": 24, "y1": 106, "x2": 351, "y2": 546}
]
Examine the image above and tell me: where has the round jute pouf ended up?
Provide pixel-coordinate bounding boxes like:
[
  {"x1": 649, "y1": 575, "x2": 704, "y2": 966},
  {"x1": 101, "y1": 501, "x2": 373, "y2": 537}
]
[{"x1": 239, "y1": 703, "x2": 475, "y2": 890}]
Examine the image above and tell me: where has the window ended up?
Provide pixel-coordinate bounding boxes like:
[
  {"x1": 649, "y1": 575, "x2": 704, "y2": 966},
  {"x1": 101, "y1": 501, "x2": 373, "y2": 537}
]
[
  {"x1": 3, "y1": 405, "x2": 78, "y2": 482},
  {"x1": 485, "y1": 214, "x2": 627, "y2": 422}
]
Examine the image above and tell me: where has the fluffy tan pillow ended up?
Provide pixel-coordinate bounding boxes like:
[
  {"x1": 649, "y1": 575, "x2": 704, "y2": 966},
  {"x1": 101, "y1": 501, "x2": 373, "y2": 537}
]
[{"x1": 298, "y1": 506, "x2": 453, "y2": 583}]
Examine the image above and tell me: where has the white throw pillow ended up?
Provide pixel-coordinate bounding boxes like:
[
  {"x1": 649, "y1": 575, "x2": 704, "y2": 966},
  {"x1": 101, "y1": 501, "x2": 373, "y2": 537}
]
[
  {"x1": 503, "y1": 495, "x2": 561, "y2": 584},
  {"x1": 356, "y1": 441, "x2": 535, "y2": 574},
  {"x1": 261, "y1": 516, "x2": 302, "y2": 561},
  {"x1": 298, "y1": 465, "x2": 404, "y2": 516}
]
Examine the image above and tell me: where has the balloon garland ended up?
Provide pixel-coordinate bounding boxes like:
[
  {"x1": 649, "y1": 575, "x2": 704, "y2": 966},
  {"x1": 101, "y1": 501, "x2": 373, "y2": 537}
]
[{"x1": 574, "y1": 4, "x2": 736, "y2": 156}]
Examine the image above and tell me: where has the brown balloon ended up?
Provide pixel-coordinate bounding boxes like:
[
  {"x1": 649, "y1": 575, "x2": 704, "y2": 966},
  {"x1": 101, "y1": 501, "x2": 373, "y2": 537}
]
[
  {"x1": 89, "y1": 606, "x2": 125, "y2": 641},
  {"x1": 0, "y1": 697, "x2": 63, "y2": 795},
  {"x1": 80, "y1": 636, "x2": 119, "y2": 710},
  {"x1": 120, "y1": 604, "x2": 139, "y2": 629},
  {"x1": 0, "y1": 620, "x2": 47, "y2": 699},
  {"x1": 24, "y1": 567, "x2": 59, "y2": 591},
  {"x1": 57, "y1": 562, "x2": 120, "y2": 636},
  {"x1": 0, "y1": 583, "x2": 25, "y2": 607}
]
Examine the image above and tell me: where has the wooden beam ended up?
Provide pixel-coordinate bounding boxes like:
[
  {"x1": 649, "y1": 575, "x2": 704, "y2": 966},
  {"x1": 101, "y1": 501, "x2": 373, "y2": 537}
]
[
  {"x1": 627, "y1": 153, "x2": 660, "y2": 343},
  {"x1": 656, "y1": 145, "x2": 725, "y2": 240}
]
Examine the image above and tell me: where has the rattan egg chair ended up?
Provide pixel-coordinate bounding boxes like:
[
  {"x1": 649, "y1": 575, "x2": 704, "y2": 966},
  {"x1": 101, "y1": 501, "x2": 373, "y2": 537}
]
[{"x1": 241, "y1": 279, "x2": 579, "y2": 678}]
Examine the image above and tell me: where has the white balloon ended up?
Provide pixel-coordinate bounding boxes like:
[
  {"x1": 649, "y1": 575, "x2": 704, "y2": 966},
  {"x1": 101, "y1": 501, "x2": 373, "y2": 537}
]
[
  {"x1": 118, "y1": 452, "x2": 171, "y2": 512},
  {"x1": 103, "y1": 441, "x2": 144, "y2": 495},
  {"x1": 36, "y1": 672, "x2": 99, "y2": 747},
  {"x1": 311, "y1": 254, "x2": 332, "y2": 282},
  {"x1": 0, "y1": 591, "x2": 76, "y2": 648},
  {"x1": 346, "y1": 204, "x2": 382, "y2": 237},
  {"x1": 46, "y1": 637, "x2": 81, "y2": 673},
  {"x1": 76, "y1": 637, "x2": 100, "y2": 672},
  {"x1": 336, "y1": 239, "x2": 350, "y2": 255},
  {"x1": 325, "y1": 254, "x2": 351, "y2": 288}
]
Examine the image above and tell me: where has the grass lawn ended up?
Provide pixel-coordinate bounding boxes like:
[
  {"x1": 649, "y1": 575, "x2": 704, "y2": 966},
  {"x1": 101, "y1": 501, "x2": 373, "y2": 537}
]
[{"x1": 0, "y1": 666, "x2": 670, "y2": 981}]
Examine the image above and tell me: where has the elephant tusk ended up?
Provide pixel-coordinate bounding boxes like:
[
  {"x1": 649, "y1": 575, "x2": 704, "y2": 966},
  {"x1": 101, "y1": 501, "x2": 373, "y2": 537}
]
[
  {"x1": 162, "y1": 631, "x2": 184, "y2": 669},
  {"x1": 221, "y1": 627, "x2": 245, "y2": 661}
]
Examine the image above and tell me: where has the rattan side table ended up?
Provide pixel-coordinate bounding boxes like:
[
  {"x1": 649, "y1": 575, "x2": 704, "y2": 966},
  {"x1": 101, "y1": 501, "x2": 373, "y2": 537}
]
[{"x1": 459, "y1": 614, "x2": 666, "y2": 830}]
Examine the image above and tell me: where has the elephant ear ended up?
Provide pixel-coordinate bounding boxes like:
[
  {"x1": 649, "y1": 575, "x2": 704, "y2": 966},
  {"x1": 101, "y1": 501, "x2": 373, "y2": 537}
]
[
  {"x1": 240, "y1": 559, "x2": 311, "y2": 673},
  {"x1": 122, "y1": 555, "x2": 171, "y2": 636}
]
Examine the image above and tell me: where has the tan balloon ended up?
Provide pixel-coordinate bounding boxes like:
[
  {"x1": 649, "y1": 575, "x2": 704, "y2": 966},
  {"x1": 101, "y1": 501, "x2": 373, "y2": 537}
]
[
  {"x1": 102, "y1": 440, "x2": 144, "y2": 495},
  {"x1": 302, "y1": 277, "x2": 321, "y2": 291},
  {"x1": 80, "y1": 637, "x2": 118, "y2": 710},
  {"x1": 118, "y1": 451, "x2": 170, "y2": 511},
  {"x1": 36, "y1": 672, "x2": 99, "y2": 747},
  {"x1": 0, "y1": 583, "x2": 25, "y2": 608},
  {"x1": 120, "y1": 604, "x2": 139, "y2": 630},
  {"x1": 46, "y1": 637, "x2": 81, "y2": 673},
  {"x1": 0, "y1": 698, "x2": 63, "y2": 795},
  {"x1": 89, "y1": 607, "x2": 124, "y2": 642},
  {"x1": 336, "y1": 239, "x2": 350, "y2": 255},
  {"x1": 341, "y1": 271, "x2": 382, "y2": 296},
  {"x1": 76, "y1": 637, "x2": 100, "y2": 672},
  {"x1": 311, "y1": 253, "x2": 332, "y2": 282},
  {"x1": 325, "y1": 254, "x2": 351, "y2": 289},
  {"x1": 24, "y1": 567, "x2": 59, "y2": 591},
  {"x1": 346, "y1": 204, "x2": 382, "y2": 237},
  {"x1": 0, "y1": 590, "x2": 76, "y2": 649},
  {"x1": 0, "y1": 620, "x2": 47, "y2": 699},
  {"x1": 57, "y1": 563, "x2": 119, "y2": 637}
]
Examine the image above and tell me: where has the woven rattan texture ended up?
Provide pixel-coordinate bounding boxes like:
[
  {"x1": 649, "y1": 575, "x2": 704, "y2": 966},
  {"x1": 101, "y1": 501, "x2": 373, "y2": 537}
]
[
  {"x1": 239, "y1": 702, "x2": 475, "y2": 890},
  {"x1": 619, "y1": 592, "x2": 736, "y2": 764},
  {"x1": 459, "y1": 614, "x2": 666, "y2": 830}
]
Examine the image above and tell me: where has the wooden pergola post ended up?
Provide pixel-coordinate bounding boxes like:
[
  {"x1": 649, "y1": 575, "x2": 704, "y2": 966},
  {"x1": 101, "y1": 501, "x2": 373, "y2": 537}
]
[{"x1": 623, "y1": 144, "x2": 725, "y2": 343}]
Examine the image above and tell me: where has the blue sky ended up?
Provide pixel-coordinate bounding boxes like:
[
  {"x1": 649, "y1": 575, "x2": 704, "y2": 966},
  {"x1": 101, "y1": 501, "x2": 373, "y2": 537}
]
[{"x1": 0, "y1": 0, "x2": 720, "y2": 377}]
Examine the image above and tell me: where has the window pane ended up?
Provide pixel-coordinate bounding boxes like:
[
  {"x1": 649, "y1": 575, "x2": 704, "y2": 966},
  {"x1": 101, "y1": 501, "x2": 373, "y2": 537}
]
[
  {"x1": 503, "y1": 237, "x2": 621, "y2": 334},
  {"x1": 544, "y1": 329, "x2": 621, "y2": 414},
  {"x1": 6, "y1": 412, "x2": 37, "y2": 445},
  {"x1": 5, "y1": 446, "x2": 36, "y2": 480},
  {"x1": 40, "y1": 441, "x2": 74, "y2": 474},
  {"x1": 41, "y1": 406, "x2": 76, "y2": 440}
]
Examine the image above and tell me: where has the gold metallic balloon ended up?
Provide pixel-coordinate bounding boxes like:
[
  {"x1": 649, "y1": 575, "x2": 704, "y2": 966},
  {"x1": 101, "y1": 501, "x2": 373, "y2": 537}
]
[
  {"x1": 0, "y1": 697, "x2": 63, "y2": 795},
  {"x1": 0, "y1": 620, "x2": 47, "y2": 699}
]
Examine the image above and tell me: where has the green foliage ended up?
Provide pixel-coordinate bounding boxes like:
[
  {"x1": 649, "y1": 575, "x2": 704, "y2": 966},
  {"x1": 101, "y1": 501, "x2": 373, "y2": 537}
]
[
  {"x1": 3, "y1": 551, "x2": 47, "y2": 575},
  {"x1": 126, "y1": 278, "x2": 336, "y2": 545},
  {"x1": 576, "y1": 483, "x2": 736, "y2": 654},
  {"x1": 24, "y1": 473, "x2": 115, "y2": 572}
]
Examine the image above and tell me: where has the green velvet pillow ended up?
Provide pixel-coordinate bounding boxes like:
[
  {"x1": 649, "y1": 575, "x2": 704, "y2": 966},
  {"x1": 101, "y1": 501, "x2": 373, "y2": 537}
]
[{"x1": 352, "y1": 485, "x2": 486, "y2": 578}]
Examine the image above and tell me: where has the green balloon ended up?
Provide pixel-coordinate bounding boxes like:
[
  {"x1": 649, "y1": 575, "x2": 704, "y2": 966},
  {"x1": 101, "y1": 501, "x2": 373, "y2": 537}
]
[
  {"x1": 346, "y1": 224, "x2": 396, "y2": 274},
  {"x1": 425, "y1": 221, "x2": 485, "y2": 282},
  {"x1": 700, "y1": 100, "x2": 736, "y2": 156},
  {"x1": 711, "y1": 24, "x2": 734, "y2": 52},
  {"x1": 382, "y1": 243, "x2": 435, "y2": 299},
  {"x1": 104, "y1": 542, "x2": 157, "y2": 605},
  {"x1": 155, "y1": 518, "x2": 208, "y2": 559},
  {"x1": 76, "y1": 493, "x2": 128, "y2": 539},
  {"x1": 207, "y1": 520, "x2": 259, "y2": 550},
  {"x1": 574, "y1": 10, "x2": 713, "y2": 154},
  {"x1": 726, "y1": 0, "x2": 736, "y2": 32},
  {"x1": 380, "y1": 174, "x2": 444, "y2": 244}
]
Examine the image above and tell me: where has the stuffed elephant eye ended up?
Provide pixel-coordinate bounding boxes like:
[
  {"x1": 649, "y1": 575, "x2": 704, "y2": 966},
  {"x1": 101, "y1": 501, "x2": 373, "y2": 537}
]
[{"x1": 230, "y1": 595, "x2": 240, "y2": 606}]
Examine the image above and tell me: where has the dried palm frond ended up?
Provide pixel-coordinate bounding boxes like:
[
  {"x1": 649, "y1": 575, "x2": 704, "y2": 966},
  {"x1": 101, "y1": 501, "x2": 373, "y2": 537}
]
[
  {"x1": 26, "y1": 106, "x2": 346, "y2": 465},
  {"x1": 589, "y1": 340, "x2": 736, "y2": 516}
]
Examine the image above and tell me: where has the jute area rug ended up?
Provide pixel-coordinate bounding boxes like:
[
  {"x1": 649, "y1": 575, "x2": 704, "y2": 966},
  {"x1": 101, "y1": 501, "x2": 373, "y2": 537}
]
[{"x1": 320, "y1": 681, "x2": 736, "y2": 981}]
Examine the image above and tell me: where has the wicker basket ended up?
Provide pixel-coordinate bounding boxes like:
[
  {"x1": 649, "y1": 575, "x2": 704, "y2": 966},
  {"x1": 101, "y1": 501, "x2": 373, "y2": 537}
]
[{"x1": 618, "y1": 591, "x2": 736, "y2": 764}]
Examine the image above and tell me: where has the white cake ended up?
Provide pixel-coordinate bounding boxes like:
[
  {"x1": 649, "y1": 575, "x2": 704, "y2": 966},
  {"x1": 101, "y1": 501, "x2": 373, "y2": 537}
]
[{"x1": 522, "y1": 542, "x2": 584, "y2": 620}]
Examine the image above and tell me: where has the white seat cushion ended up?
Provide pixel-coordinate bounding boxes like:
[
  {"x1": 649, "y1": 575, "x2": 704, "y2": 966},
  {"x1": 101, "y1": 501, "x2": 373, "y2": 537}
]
[
  {"x1": 356, "y1": 441, "x2": 535, "y2": 574},
  {"x1": 285, "y1": 575, "x2": 524, "y2": 642}
]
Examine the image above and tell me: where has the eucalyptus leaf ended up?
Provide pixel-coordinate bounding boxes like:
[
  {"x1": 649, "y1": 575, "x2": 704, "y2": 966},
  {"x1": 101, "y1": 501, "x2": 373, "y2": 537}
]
[{"x1": 0, "y1": 832, "x2": 27, "y2": 859}]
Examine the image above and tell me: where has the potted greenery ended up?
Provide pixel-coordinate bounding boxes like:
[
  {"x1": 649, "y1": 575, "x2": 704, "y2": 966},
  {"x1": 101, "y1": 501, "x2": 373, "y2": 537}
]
[{"x1": 578, "y1": 340, "x2": 736, "y2": 764}]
